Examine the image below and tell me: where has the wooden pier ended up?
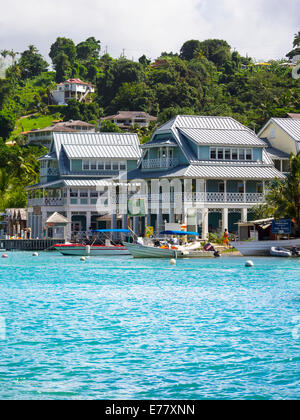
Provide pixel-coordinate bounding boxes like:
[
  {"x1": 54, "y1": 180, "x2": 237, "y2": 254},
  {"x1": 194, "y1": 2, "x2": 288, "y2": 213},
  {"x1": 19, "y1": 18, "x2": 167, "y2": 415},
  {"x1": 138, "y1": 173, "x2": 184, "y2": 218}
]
[{"x1": 0, "y1": 239, "x2": 65, "y2": 251}]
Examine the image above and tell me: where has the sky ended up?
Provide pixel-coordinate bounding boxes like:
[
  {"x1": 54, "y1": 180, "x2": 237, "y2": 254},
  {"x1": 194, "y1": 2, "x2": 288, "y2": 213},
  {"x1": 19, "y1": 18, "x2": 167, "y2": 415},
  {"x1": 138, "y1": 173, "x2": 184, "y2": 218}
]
[{"x1": 0, "y1": 0, "x2": 299, "y2": 63}]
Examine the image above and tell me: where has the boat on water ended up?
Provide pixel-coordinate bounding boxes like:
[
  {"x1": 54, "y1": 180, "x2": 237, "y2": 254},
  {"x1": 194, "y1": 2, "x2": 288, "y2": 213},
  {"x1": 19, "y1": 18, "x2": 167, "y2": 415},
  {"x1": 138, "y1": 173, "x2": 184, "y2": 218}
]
[
  {"x1": 54, "y1": 229, "x2": 131, "y2": 256},
  {"x1": 125, "y1": 230, "x2": 217, "y2": 259},
  {"x1": 233, "y1": 218, "x2": 300, "y2": 256},
  {"x1": 233, "y1": 239, "x2": 300, "y2": 256},
  {"x1": 270, "y1": 247, "x2": 292, "y2": 257}
]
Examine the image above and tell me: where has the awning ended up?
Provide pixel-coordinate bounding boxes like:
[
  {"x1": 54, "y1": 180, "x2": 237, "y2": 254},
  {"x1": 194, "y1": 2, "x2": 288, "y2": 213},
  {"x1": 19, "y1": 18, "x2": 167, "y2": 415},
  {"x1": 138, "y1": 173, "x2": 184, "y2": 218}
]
[{"x1": 159, "y1": 230, "x2": 199, "y2": 236}]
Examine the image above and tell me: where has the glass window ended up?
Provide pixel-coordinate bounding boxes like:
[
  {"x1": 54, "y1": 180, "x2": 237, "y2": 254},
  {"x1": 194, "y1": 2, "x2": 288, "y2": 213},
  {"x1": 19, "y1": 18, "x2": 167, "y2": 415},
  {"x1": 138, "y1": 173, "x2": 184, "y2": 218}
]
[
  {"x1": 210, "y1": 148, "x2": 216, "y2": 159},
  {"x1": 105, "y1": 161, "x2": 112, "y2": 170},
  {"x1": 274, "y1": 160, "x2": 281, "y2": 171},
  {"x1": 256, "y1": 182, "x2": 263, "y2": 194},
  {"x1": 98, "y1": 161, "x2": 104, "y2": 170},
  {"x1": 239, "y1": 149, "x2": 245, "y2": 160},
  {"x1": 90, "y1": 191, "x2": 98, "y2": 198},
  {"x1": 246, "y1": 149, "x2": 252, "y2": 160},
  {"x1": 225, "y1": 148, "x2": 231, "y2": 160},
  {"x1": 112, "y1": 162, "x2": 119, "y2": 170},
  {"x1": 80, "y1": 190, "x2": 88, "y2": 198},
  {"x1": 218, "y1": 148, "x2": 224, "y2": 159},
  {"x1": 232, "y1": 149, "x2": 238, "y2": 160},
  {"x1": 237, "y1": 182, "x2": 244, "y2": 193},
  {"x1": 218, "y1": 181, "x2": 225, "y2": 193},
  {"x1": 282, "y1": 160, "x2": 290, "y2": 173},
  {"x1": 70, "y1": 189, "x2": 78, "y2": 197},
  {"x1": 83, "y1": 160, "x2": 90, "y2": 170},
  {"x1": 119, "y1": 161, "x2": 126, "y2": 170},
  {"x1": 90, "y1": 160, "x2": 97, "y2": 170}
]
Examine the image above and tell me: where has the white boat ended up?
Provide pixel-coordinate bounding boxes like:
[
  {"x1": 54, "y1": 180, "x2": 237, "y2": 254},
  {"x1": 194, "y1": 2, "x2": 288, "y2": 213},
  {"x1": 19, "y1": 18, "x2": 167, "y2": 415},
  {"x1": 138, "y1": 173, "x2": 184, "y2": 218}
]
[
  {"x1": 270, "y1": 247, "x2": 292, "y2": 257},
  {"x1": 54, "y1": 229, "x2": 131, "y2": 256},
  {"x1": 124, "y1": 242, "x2": 215, "y2": 259},
  {"x1": 233, "y1": 239, "x2": 300, "y2": 256},
  {"x1": 125, "y1": 230, "x2": 216, "y2": 259},
  {"x1": 54, "y1": 243, "x2": 130, "y2": 256}
]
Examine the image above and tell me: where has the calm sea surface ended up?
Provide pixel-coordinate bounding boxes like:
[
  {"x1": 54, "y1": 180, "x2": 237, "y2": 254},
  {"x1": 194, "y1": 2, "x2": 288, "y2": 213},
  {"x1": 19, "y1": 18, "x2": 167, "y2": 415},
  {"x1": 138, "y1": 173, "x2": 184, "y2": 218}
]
[{"x1": 0, "y1": 252, "x2": 299, "y2": 400}]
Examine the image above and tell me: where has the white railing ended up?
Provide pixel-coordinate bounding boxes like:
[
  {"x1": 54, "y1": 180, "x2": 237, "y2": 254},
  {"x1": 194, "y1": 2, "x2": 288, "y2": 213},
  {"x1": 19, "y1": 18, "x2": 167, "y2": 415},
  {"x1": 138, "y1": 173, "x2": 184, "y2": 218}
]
[
  {"x1": 40, "y1": 168, "x2": 59, "y2": 177},
  {"x1": 28, "y1": 198, "x2": 64, "y2": 207},
  {"x1": 142, "y1": 158, "x2": 179, "y2": 169}
]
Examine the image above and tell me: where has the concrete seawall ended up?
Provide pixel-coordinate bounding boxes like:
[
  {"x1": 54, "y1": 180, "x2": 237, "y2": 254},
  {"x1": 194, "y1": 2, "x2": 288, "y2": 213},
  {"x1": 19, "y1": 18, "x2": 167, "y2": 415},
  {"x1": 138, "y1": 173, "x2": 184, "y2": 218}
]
[{"x1": 0, "y1": 239, "x2": 65, "y2": 251}]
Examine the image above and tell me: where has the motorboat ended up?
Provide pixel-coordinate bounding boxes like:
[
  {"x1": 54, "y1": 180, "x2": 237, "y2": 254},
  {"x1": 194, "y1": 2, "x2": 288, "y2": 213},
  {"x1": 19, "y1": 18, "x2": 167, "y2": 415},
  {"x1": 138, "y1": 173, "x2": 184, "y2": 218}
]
[
  {"x1": 125, "y1": 230, "x2": 217, "y2": 259},
  {"x1": 54, "y1": 229, "x2": 131, "y2": 256},
  {"x1": 270, "y1": 247, "x2": 292, "y2": 257},
  {"x1": 233, "y1": 239, "x2": 300, "y2": 256}
]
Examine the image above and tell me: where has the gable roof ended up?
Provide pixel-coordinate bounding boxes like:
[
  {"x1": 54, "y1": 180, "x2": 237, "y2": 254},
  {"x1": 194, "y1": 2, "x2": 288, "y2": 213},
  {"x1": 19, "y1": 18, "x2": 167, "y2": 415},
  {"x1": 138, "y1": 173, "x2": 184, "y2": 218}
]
[
  {"x1": 46, "y1": 212, "x2": 69, "y2": 224},
  {"x1": 179, "y1": 127, "x2": 265, "y2": 147},
  {"x1": 258, "y1": 118, "x2": 300, "y2": 142},
  {"x1": 50, "y1": 132, "x2": 141, "y2": 174}
]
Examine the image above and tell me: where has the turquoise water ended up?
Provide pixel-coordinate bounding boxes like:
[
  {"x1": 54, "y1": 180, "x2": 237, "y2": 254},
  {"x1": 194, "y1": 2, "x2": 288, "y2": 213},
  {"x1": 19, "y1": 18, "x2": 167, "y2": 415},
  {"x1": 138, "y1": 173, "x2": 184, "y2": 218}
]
[{"x1": 0, "y1": 252, "x2": 299, "y2": 400}]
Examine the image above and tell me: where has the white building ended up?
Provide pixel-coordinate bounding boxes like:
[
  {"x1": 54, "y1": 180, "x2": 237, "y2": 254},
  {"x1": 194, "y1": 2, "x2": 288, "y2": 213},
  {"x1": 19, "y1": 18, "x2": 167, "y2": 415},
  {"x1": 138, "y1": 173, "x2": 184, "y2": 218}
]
[{"x1": 52, "y1": 79, "x2": 95, "y2": 105}]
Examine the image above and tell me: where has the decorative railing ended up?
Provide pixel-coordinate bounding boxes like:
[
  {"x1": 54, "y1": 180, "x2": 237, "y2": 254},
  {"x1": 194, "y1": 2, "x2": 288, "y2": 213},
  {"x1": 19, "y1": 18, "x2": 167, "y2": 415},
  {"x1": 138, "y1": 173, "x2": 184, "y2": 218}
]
[
  {"x1": 40, "y1": 168, "x2": 59, "y2": 177},
  {"x1": 28, "y1": 198, "x2": 64, "y2": 207},
  {"x1": 142, "y1": 158, "x2": 179, "y2": 169}
]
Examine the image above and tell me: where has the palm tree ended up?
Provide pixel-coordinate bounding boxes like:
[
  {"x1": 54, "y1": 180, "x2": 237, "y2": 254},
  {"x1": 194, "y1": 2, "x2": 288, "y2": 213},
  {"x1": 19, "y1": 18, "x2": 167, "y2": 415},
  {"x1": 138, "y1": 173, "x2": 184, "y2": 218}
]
[{"x1": 293, "y1": 31, "x2": 300, "y2": 48}]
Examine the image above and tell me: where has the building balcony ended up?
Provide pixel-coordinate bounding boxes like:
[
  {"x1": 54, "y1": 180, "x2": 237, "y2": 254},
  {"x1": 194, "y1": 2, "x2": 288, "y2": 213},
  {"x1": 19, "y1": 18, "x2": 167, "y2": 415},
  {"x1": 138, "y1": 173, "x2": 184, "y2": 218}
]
[
  {"x1": 142, "y1": 158, "x2": 179, "y2": 169},
  {"x1": 28, "y1": 198, "x2": 65, "y2": 207},
  {"x1": 40, "y1": 168, "x2": 59, "y2": 177}
]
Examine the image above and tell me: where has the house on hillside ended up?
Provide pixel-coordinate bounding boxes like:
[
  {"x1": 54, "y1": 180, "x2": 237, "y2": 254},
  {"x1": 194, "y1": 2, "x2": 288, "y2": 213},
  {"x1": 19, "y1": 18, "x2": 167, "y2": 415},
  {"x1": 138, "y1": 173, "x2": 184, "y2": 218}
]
[
  {"x1": 101, "y1": 111, "x2": 157, "y2": 130},
  {"x1": 26, "y1": 132, "x2": 141, "y2": 239},
  {"x1": 52, "y1": 79, "x2": 95, "y2": 105},
  {"x1": 126, "y1": 115, "x2": 284, "y2": 237},
  {"x1": 26, "y1": 120, "x2": 96, "y2": 148},
  {"x1": 258, "y1": 117, "x2": 300, "y2": 172}
]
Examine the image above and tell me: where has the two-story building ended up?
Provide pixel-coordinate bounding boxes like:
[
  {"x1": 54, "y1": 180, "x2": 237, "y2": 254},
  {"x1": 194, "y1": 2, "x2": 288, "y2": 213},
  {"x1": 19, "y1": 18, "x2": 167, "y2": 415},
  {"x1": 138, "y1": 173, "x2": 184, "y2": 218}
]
[
  {"x1": 26, "y1": 132, "x2": 141, "y2": 239},
  {"x1": 26, "y1": 120, "x2": 96, "y2": 148},
  {"x1": 52, "y1": 79, "x2": 95, "y2": 105},
  {"x1": 101, "y1": 111, "x2": 157, "y2": 130},
  {"x1": 258, "y1": 117, "x2": 300, "y2": 173},
  {"x1": 126, "y1": 115, "x2": 284, "y2": 238}
]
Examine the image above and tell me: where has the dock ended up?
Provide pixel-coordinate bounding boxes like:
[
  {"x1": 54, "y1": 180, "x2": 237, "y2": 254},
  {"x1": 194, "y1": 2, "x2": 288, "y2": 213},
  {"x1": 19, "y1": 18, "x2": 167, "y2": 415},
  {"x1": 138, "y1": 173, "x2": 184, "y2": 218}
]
[{"x1": 0, "y1": 239, "x2": 65, "y2": 251}]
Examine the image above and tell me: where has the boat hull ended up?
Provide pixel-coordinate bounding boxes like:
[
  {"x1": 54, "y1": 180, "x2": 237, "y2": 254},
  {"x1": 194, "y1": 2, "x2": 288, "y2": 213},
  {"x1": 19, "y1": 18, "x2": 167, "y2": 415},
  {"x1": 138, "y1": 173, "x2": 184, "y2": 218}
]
[
  {"x1": 54, "y1": 244, "x2": 130, "y2": 256},
  {"x1": 232, "y1": 239, "x2": 300, "y2": 256},
  {"x1": 124, "y1": 243, "x2": 215, "y2": 259}
]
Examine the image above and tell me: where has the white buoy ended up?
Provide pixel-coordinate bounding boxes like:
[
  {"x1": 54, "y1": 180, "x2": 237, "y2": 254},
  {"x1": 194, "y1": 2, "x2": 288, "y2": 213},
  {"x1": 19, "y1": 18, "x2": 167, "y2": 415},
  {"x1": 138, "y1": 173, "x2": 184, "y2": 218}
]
[
  {"x1": 80, "y1": 257, "x2": 86, "y2": 262},
  {"x1": 170, "y1": 259, "x2": 176, "y2": 265},
  {"x1": 245, "y1": 260, "x2": 254, "y2": 267},
  {"x1": 2, "y1": 254, "x2": 8, "y2": 259},
  {"x1": 32, "y1": 252, "x2": 39, "y2": 257}
]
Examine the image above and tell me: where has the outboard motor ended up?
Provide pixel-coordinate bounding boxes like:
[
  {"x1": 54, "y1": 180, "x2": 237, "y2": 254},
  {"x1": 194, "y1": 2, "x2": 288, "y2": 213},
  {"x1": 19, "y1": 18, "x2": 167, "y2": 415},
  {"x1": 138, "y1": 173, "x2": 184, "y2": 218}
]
[
  {"x1": 214, "y1": 250, "x2": 221, "y2": 258},
  {"x1": 291, "y1": 247, "x2": 299, "y2": 257}
]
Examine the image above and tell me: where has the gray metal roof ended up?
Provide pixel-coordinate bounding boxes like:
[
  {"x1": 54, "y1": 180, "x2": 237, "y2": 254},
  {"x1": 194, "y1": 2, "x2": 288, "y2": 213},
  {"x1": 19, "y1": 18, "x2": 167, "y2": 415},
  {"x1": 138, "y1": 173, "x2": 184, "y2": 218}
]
[
  {"x1": 179, "y1": 127, "x2": 266, "y2": 147},
  {"x1": 128, "y1": 164, "x2": 285, "y2": 180},
  {"x1": 157, "y1": 115, "x2": 249, "y2": 132},
  {"x1": 52, "y1": 132, "x2": 141, "y2": 160},
  {"x1": 63, "y1": 144, "x2": 140, "y2": 159},
  {"x1": 259, "y1": 118, "x2": 300, "y2": 142}
]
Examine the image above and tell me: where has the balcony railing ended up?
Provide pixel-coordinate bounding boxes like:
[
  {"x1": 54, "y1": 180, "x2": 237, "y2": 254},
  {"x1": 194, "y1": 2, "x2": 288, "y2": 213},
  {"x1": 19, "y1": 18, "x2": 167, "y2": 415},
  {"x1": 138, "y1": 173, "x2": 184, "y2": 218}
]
[
  {"x1": 28, "y1": 198, "x2": 65, "y2": 207},
  {"x1": 40, "y1": 168, "x2": 59, "y2": 177},
  {"x1": 142, "y1": 158, "x2": 179, "y2": 169}
]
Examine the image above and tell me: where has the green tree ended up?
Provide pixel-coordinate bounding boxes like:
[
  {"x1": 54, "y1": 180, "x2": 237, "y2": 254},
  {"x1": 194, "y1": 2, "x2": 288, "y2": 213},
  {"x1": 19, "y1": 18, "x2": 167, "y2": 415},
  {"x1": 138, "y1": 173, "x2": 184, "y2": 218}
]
[
  {"x1": 179, "y1": 40, "x2": 202, "y2": 60},
  {"x1": 49, "y1": 37, "x2": 77, "y2": 82},
  {"x1": 99, "y1": 120, "x2": 123, "y2": 133},
  {"x1": 18, "y1": 45, "x2": 48, "y2": 79},
  {"x1": 0, "y1": 110, "x2": 16, "y2": 140},
  {"x1": 76, "y1": 37, "x2": 101, "y2": 61}
]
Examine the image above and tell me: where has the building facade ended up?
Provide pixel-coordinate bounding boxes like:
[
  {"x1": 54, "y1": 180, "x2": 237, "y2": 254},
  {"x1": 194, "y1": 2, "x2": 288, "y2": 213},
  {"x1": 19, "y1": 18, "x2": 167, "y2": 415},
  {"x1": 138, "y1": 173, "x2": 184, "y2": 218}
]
[
  {"x1": 101, "y1": 111, "x2": 157, "y2": 130},
  {"x1": 26, "y1": 120, "x2": 96, "y2": 148},
  {"x1": 26, "y1": 132, "x2": 141, "y2": 239},
  {"x1": 52, "y1": 79, "x2": 95, "y2": 105},
  {"x1": 26, "y1": 115, "x2": 285, "y2": 240}
]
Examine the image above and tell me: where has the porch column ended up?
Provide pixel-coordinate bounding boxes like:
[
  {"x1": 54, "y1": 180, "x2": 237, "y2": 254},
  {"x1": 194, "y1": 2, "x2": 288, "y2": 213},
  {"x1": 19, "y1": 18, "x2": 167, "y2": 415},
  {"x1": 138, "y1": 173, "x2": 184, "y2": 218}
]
[
  {"x1": 202, "y1": 208, "x2": 209, "y2": 241},
  {"x1": 222, "y1": 208, "x2": 229, "y2": 233},
  {"x1": 86, "y1": 211, "x2": 91, "y2": 233},
  {"x1": 224, "y1": 180, "x2": 227, "y2": 203},
  {"x1": 111, "y1": 213, "x2": 117, "y2": 240},
  {"x1": 66, "y1": 211, "x2": 72, "y2": 241},
  {"x1": 133, "y1": 216, "x2": 140, "y2": 236},
  {"x1": 122, "y1": 214, "x2": 128, "y2": 230},
  {"x1": 243, "y1": 180, "x2": 247, "y2": 203},
  {"x1": 241, "y1": 208, "x2": 248, "y2": 223}
]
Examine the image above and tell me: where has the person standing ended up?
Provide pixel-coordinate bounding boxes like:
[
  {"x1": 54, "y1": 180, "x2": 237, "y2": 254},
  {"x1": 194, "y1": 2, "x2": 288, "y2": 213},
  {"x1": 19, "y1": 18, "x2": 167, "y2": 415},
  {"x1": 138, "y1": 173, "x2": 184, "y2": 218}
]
[{"x1": 223, "y1": 229, "x2": 229, "y2": 248}]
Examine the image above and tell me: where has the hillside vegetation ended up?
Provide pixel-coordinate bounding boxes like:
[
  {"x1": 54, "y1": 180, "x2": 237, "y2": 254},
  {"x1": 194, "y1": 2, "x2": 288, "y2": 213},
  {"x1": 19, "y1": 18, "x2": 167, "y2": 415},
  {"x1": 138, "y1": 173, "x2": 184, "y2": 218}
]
[{"x1": 0, "y1": 32, "x2": 299, "y2": 210}]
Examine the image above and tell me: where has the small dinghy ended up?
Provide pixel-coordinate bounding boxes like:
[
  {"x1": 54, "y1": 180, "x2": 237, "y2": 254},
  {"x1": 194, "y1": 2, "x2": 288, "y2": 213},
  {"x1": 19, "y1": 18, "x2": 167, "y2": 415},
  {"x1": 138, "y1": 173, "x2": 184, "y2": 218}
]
[{"x1": 270, "y1": 247, "x2": 292, "y2": 257}]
